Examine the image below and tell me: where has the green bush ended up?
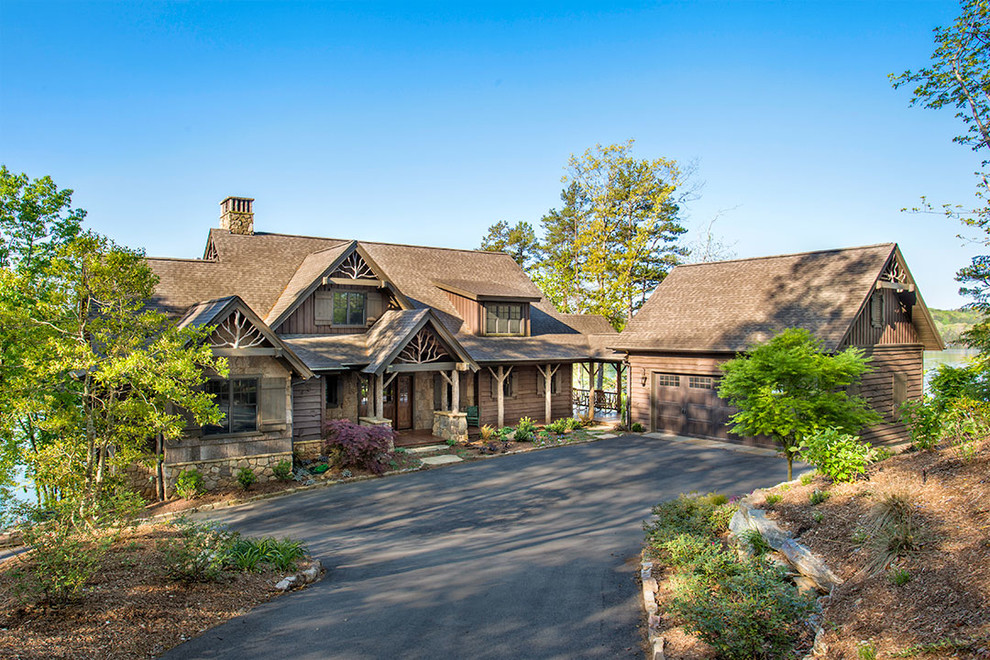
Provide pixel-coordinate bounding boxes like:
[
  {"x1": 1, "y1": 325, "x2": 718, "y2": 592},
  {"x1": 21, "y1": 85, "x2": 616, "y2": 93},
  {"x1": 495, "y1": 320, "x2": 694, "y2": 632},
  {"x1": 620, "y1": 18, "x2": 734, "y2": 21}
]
[
  {"x1": 227, "y1": 536, "x2": 307, "y2": 572},
  {"x1": 546, "y1": 419, "x2": 568, "y2": 434},
  {"x1": 631, "y1": 422, "x2": 645, "y2": 432},
  {"x1": 174, "y1": 468, "x2": 205, "y2": 500},
  {"x1": 799, "y1": 471, "x2": 816, "y2": 486},
  {"x1": 809, "y1": 489, "x2": 831, "y2": 505},
  {"x1": 564, "y1": 417, "x2": 583, "y2": 431},
  {"x1": 741, "y1": 530, "x2": 773, "y2": 557},
  {"x1": 669, "y1": 559, "x2": 816, "y2": 660},
  {"x1": 646, "y1": 492, "x2": 733, "y2": 544},
  {"x1": 272, "y1": 461, "x2": 293, "y2": 481},
  {"x1": 159, "y1": 519, "x2": 237, "y2": 582},
  {"x1": 764, "y1": 493, "x2": 782, "y2": 506},
  {"x1": 513, "y1": 417, "x2": 535, "y2": 442},
  {"x1": 236, "y1": 467, "x2": 257, "y2": 490},
  {"x1": 798, "y1": 428, "x2": 872, "y2": 483},
  {"x1": 900, "y1": 397, "x2": 943, "y2": 450},
  {"x1": 17, "y1": 522, "x2": 111, "y2": 604}
]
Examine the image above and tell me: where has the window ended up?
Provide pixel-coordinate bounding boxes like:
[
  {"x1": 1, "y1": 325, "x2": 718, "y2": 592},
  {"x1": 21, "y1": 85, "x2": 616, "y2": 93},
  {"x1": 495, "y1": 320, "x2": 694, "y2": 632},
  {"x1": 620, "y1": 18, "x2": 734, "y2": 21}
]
[
  {"x1": 326, "y1": 374, "x2": 340, "y2": 409},
  {"x1": 656, "y1": 374, "x2": 680, "y2": 388},
  {"x1": 358, "y1": 376, "x2": 370, "y2": 417},
  {"x1": 539, "y1": 370, "x2": 560, "y2": 395},
  {"x1": 689, "y1": 376, "x2": 715, "y2": 390},
  {"x1": 203, "y1": 378, "x2": 258, "y2": 435},
  {"x1": 485, "y1": 303, "x2": 524, "y2": 335},
  {"x1": 333, "y1": 291, "x2": 366, "y2": 326}
]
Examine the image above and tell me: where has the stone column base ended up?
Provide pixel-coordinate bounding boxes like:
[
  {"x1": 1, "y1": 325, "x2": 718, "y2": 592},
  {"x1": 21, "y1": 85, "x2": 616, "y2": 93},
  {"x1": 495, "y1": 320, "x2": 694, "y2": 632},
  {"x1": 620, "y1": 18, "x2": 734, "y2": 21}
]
[{"x1": 433, "y1": 411, "x2": 468, "y2": 443}]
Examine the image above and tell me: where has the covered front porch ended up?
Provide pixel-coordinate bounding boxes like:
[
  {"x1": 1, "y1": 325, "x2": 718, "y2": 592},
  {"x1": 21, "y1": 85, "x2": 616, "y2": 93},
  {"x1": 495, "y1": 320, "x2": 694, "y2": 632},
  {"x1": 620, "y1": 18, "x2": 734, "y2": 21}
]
[{"x1": 571, "y1": 359, "x2": 627, "y2": 423}]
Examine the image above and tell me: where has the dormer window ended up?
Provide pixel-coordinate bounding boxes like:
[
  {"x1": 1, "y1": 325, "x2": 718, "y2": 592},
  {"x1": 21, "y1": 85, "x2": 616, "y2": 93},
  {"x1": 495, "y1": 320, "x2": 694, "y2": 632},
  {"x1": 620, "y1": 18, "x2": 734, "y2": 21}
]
[
  {"x1": 315, "y1": 290, "x2": 367, "y2": 326},
  {"x1": 485, "y1": 303, "x2": 524, "y2": 335}
]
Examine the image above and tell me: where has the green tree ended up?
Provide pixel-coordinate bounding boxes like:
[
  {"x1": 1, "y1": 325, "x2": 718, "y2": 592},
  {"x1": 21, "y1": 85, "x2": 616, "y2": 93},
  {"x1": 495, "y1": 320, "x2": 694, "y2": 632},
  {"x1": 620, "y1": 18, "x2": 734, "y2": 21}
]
[
  {"x1": 479, "y1": 220, "x2": 540, "y2": 269},
  {"x1": 892, "y1": 1, "x2": 990, "y2": 323},
  {"x1": 717, "y1": 328, "x2": 880, "y2": 480},
  {"x1": 562, "y1": 140, "x2": 688, "y2": 328},
  {"x1": 0, "y1": 170, "x2": 226, "y2": 513},
  {"x1": 533, "y1": 182, "x2": 585, "y2": 313}
]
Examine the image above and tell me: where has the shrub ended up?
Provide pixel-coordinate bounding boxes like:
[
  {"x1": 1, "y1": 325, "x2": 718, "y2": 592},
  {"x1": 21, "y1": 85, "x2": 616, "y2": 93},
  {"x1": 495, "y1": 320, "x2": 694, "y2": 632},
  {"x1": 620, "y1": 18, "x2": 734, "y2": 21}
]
[
  {"x1": 513, "y1": 418, "x2": 534, "y2": 442},
  {"x1": 236, "y1": 467, "x2": 257, "y2": 490},
  {"x1": 564, "y1": 417, "x2": 583, "y2": 431},
  {"x1": 17, "y1": 522, "x2": 111, "y2": 604},
  {"x1": 858, "y1": 492, "x2": 925, "y2": 574},
  {"x1": 764, "y1": 493, "x2": 782, "y2": 506},
  {"x1": 631, "y1": 422, "x2": 645, "y2": 432},
  {"x1": 272, "y1": 461, "x2": 293, "y2": 481},
  {"x1": 799, "y1": 427, "x2": 872, "y2": 483},
  {"x1": 445, "y1": 438, "x2": 457, "y2": 446},
  {"x1": 646, "y1": 492, "x2": 732, "y2": 544},
  {"x1": 669, "y1": 559, "x2": 816, "y2": 660},
  {"x1": 480, "y1": 424, "x2": 496, "y2": 441},
  {"x1": 545, "y1": 419, "x2": 568, "y2": 434},
  {"x1": 812, "y1": 511, "x2": 824, "y2": 523},
  {"x1": 322, "y1": 419, "x2": 396, "y2": 475},
  {"x1": 159, "y1": 519, "x2": 236, "y2": 582},
  {"x1": 174, "y1": 468, "x2": 205, "y2": 500},
  {"x1": 227, "y1": 536, "x2": 307, "y2": 572},
  {"x1": 900, "y1": 397, "x2": 943, "y2": 450},
  {"x1": 809, "y1": 489, "x2": 830, "y2": 505},
  {"x1": 800, "y1": 471, "x2": 816, "y2": 486}
]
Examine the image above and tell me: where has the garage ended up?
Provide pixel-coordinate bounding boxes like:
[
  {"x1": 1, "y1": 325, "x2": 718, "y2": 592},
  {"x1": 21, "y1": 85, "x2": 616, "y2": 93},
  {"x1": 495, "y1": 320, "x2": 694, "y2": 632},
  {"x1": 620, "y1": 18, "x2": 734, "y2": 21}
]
[{"x1": 651, "y1": 372, "x2": 733, "y2": 440}]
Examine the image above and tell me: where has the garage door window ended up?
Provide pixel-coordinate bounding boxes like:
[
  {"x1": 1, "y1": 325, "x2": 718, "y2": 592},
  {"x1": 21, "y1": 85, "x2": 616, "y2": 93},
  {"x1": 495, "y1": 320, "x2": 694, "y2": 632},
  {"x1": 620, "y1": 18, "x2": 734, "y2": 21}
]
[
  {"x1": 689, "y1": 376, "x2": 715, "y2": 390},
  {"x1": 656, "y1": 374, "x2": 680, "y2": 387}
]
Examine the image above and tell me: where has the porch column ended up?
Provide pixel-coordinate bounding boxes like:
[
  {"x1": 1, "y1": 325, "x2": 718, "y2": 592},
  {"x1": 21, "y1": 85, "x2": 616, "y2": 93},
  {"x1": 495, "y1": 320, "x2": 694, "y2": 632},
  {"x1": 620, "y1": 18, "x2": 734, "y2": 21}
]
[
  {"x1": 375, "y1": 372, "x2": 384, "y2": 419},
  {"x1": 615, "y1": 363, "x2": 624, "y2": 419},
  {"x1": 587, "y1": 361, "x2": 598, "y2": 422},
  {"x1": 537, "y1": 363, "x2": 559, "y2": 424},
  {"x1": 488, "y1": 365, "x2": 512, "y2": 428},
  {"x1": 451, "y1": 369, "x2": 460, "y2": 413}
]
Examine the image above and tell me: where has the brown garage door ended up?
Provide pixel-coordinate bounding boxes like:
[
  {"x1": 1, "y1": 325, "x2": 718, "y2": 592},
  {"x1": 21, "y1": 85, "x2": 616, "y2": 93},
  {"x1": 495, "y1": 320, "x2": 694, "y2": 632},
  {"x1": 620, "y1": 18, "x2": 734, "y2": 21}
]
[{"x1": 652, "y1": 373, "x2": 732, "y2": 440}]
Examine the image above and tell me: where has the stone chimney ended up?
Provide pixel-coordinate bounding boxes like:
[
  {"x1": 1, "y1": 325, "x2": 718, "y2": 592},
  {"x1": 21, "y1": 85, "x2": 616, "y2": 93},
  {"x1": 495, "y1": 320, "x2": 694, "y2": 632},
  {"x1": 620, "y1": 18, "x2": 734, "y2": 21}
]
[{"x1": 219, "y1": 196, "x2": 254, "y2": 235}]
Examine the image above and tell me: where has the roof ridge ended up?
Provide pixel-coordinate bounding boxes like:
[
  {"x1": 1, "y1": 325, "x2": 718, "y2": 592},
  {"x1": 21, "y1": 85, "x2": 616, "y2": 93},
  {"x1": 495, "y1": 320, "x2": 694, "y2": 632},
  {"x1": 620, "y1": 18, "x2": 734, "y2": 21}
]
[
  {"x1": 676, "y1": 243, "x2": 896, "y2": 269},
  {"x1": 225, "y1": 228, "x2": 515, "y2": 259}
]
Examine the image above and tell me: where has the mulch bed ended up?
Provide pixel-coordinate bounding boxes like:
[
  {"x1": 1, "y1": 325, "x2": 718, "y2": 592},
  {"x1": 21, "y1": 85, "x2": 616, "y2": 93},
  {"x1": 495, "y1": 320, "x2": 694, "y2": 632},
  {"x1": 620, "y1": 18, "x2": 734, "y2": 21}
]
[
  {"x1": 644, "y1": 436, "x2": 990, "y2": 659},
  {"x1": 0, "y1": 524, "x2": 296, "y2": 660}
]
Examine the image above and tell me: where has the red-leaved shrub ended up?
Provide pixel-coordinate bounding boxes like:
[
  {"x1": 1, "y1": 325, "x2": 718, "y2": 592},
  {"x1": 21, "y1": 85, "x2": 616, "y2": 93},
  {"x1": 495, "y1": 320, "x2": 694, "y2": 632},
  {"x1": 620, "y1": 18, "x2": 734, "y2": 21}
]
[{"x1": 322, "y1": 419, "x2": 395, "y2": 475}]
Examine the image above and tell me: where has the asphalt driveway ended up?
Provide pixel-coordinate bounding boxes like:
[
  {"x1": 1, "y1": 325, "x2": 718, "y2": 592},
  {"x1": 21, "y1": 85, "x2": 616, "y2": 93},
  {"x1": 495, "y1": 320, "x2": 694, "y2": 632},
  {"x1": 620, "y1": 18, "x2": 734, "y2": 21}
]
[{"x1": 164, "y1": 434, "x2": 788, "y2": 660}]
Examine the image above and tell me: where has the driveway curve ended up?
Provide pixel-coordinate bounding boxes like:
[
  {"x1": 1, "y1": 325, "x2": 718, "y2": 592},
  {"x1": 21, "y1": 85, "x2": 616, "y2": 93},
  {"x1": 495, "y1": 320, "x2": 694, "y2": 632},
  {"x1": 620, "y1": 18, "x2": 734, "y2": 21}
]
[{"x1": 164, "y1": 434, "x2": 788, "y2": 660}]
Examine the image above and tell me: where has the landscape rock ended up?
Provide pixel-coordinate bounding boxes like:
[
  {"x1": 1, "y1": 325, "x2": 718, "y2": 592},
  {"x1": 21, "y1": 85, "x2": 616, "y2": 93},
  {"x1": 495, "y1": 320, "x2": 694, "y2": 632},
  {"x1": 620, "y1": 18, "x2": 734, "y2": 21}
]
[{"x1": 274, "y1": 576, "x2": 297, "y2": 591}]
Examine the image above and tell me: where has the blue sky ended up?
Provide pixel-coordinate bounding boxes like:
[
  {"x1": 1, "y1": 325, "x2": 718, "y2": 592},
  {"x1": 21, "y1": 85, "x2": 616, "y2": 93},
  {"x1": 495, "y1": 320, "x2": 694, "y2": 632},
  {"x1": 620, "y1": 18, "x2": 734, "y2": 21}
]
[{"x1": 0, "y1": 1, "x2": 982, "y2": 309}]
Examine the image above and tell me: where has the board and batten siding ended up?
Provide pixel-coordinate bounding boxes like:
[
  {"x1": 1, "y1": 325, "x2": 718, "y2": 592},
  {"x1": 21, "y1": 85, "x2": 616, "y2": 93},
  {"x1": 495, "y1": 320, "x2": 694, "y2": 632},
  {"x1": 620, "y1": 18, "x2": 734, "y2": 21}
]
[
  {"x1": 277, "y1": 283, "x2": 389, "y2": 335},
  {"x1": 841, "y1": 288, "x2": 920, "y2": 348},
  {"x1": 476, "y1": 364, "x2": 573, "y2": 427},
  {"x1": 444, "y1": 290, "x2": 482, "y2": 334}
]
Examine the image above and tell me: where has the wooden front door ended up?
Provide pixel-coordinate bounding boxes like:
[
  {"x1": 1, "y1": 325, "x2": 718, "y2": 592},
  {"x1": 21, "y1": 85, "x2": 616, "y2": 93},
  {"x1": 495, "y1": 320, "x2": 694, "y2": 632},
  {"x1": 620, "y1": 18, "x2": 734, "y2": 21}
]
[{"x1": 386, "y1": 374, "x2": 413, "y2": 430}]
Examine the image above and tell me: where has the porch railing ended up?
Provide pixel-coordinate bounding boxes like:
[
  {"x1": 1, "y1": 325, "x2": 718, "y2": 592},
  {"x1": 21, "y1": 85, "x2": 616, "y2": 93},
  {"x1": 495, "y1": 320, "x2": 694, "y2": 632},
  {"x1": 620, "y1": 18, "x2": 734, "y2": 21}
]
[{"x1": 572, "y1": 388, "x2": 621, "y2": 413}]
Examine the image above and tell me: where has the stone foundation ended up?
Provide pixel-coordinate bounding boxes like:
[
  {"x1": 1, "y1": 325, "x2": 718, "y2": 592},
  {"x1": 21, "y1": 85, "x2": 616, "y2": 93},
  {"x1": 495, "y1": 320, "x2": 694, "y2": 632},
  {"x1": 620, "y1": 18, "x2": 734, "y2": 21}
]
[
  {"x1": 433, "y1": 411, "x2": 468, "y2": 443},
  {"x1": 294, "y1": 439, "x2": 323, "y2": 461},
  {"x1": 163, "y1": 451, "x2": 292, "y2": 496}
]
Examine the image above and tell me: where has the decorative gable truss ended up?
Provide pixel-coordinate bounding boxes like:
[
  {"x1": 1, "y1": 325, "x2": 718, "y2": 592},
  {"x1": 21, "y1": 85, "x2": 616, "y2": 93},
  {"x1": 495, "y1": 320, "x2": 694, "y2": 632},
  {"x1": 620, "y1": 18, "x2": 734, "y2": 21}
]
[
  {"x1": 211, "y1": 309, "x2": 268, "y2": 349},
  {"x1": 329, "y1": 251, "x2": 376, "y2": 280},
  {"x1": 396, "y1": 327, "x2": 453, "y2": 365}
]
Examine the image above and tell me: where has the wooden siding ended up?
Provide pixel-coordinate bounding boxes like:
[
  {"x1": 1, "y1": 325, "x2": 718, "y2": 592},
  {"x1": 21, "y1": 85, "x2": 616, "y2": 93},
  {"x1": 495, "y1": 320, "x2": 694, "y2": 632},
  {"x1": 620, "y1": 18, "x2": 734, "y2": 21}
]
[
  {"x1": 277, "y1": 283, "x2": 389, "y2": 335},
  {"x1": 292, "y1": 377, "x2": 324, "y2": 443},
  {"x1": 626, "y1": 345, "x2": 923, "y2": 448},
  {"x1": 857, "y1": 345, "x2": 924, "y2": 446},
  {"x1": 476, "y1": 364, "x2": 573, "y2": 427},
  {"x1": 444, "y1": 290, "x2": 482, "y2": 334},
  {"x1": 841, "y1": 288, "x2": 919, "y2": 348}
]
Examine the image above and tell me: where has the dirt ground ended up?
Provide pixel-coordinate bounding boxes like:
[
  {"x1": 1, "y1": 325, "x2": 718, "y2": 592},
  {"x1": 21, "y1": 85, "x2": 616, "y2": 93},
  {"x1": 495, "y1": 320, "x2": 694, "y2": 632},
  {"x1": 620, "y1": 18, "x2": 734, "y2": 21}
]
[
  {"x1": 648, "y1": 435, "x2": 990, "y2": 660},
  {"x1": 0, "y1": 523, "x2": 311, "y2": 660}
]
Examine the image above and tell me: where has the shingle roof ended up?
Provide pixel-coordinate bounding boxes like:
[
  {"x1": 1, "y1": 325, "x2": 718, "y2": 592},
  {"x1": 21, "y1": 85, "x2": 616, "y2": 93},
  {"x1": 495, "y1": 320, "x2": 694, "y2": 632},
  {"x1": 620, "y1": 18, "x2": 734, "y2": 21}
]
[
  {"x1": 148, "y1": 229, "x2": 347, "y2": 317},
  {"x1": 617, "y1": 243, "x2": 941, "y2": 353},
  {"x1": 433, "y1": 278, "x2": 542, "y2": 301},
  {"x1": 148, "y1": 227, "x2": 616, "y2": 364}
]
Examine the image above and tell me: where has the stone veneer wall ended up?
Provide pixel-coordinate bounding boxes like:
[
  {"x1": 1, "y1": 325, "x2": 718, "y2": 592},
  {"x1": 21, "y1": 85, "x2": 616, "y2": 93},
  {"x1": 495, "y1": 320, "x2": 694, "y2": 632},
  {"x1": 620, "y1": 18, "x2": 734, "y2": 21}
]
[{"x1": 124, "y1": 451, "x2": 292, "y2": 499}]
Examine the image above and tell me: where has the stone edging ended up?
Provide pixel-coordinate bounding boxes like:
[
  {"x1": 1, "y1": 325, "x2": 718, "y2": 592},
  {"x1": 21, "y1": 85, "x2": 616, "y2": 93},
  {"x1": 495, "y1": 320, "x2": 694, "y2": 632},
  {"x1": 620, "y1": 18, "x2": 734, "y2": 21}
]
[
  {"x1": 638, "y1": 473, "x2": 840, "y2": 660},
  {"x1": 274, "y1": 557, "x2": 325, "y2": 591}
]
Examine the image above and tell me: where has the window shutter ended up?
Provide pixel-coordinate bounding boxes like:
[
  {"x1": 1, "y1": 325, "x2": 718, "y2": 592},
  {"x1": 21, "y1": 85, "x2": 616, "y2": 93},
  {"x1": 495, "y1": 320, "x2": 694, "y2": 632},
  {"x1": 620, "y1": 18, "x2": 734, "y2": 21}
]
[
  {"x1": 259, "y1": 377, "x2": 287, "y2": 429},
  {"x1": 870, "y1": 291, "x2": 885, "y2": 329},
  {"x1": 892, "y1": 372, "x2": 908, "y2": 412},
  {"x1": 537, "y1": 371, "x2": 545, "y2": 396},
  {"x1": 315, "y1": 292, "x2": 333, "y2": 324},
  {"x1": 367, "y1": 292, "x2": 383, "y2": 322}
]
